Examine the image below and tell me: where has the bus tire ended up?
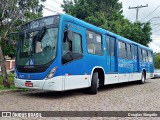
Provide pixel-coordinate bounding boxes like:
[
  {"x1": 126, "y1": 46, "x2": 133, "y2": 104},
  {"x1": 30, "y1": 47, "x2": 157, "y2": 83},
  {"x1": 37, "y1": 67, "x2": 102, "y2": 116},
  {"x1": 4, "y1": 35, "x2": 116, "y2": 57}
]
[
  {"x1": 140, "y1": 71, "x2": 146, "y2": 84},
  {"x1": 90, "y1": 72, "x2": 99, "y2": 94}
]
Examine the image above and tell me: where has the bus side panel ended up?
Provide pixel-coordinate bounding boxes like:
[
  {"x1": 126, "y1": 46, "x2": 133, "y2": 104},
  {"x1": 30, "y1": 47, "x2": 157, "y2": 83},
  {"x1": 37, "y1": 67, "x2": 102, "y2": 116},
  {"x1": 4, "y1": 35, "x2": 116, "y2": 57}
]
[{"x1": 118, "y1": 58, "x2": 134, "y2": 82}]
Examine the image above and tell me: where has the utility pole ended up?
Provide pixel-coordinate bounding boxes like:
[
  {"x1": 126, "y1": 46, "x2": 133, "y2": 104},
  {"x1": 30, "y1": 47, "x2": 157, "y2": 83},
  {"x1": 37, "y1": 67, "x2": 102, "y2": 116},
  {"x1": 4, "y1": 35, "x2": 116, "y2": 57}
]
[{"x1": 129, "y1": 4, "x2": 148, "y2": 22}]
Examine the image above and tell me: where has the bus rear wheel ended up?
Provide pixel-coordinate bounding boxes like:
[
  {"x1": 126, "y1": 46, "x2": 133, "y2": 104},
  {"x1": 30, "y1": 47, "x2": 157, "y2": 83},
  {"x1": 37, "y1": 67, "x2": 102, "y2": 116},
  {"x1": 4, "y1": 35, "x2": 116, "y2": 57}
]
[
  {"x1": 90, "y1": 72, "x2": 99, "y2": 94},
  {"x1": 140, "y1": 71, "x2": 146, "y2": 84}
]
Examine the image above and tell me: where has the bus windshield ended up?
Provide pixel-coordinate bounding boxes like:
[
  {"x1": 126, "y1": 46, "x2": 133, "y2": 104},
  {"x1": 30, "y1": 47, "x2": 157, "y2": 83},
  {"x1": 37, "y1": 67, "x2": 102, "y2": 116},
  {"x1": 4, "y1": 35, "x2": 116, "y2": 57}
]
[{"x1": 16, "y1": 16, "x2": 59, "y2": 66}]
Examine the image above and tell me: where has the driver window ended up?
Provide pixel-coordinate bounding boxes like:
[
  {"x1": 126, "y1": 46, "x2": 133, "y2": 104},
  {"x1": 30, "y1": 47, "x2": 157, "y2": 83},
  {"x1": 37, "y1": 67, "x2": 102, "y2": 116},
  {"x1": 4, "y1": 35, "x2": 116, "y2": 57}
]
[
  {"x1": 62, "y1": 31, "x2": 82, "y2": 55},
  {"x1": 62, "y1": 31, "x2": 70, "y2": 55},
  {"x1": 62, "y1": 30, "x2": 83, "y2": 65}
]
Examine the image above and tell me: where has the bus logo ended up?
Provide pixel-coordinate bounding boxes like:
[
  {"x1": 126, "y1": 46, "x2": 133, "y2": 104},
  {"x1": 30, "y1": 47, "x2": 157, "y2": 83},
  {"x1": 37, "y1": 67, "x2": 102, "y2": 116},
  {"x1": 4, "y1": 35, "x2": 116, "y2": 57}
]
[{"x1": 30, "y1": 59, "x2": 34, "y2": 65}]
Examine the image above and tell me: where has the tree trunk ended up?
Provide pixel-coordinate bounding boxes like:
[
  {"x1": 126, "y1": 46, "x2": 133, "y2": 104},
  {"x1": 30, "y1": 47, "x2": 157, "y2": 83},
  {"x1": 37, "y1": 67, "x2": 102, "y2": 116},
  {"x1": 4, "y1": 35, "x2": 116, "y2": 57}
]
[{"x1": 0, "y1": 46, "x2": 10, "y2": 88}]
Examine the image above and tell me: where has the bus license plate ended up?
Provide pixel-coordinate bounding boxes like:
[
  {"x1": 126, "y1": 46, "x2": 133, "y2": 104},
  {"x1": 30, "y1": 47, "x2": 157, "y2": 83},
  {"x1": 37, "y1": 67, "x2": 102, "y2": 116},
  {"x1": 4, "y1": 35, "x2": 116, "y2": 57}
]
[{"x1": 25, "y1": 82, "x2": 33, "y2": 87}]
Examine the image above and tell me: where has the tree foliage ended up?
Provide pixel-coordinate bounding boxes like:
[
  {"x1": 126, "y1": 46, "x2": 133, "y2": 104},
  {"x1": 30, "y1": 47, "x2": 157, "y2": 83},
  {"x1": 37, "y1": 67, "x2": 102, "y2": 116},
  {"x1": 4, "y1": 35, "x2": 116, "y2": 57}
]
[
  {"x1": 0, "y1": 0, "x2": 45, "y2": 57},
  {"x1": 154, "y1": 53, "x2": 160, "y2": 69},
  {"x1": 62, "y1": 0, "x2": 152, "y2": 46}
]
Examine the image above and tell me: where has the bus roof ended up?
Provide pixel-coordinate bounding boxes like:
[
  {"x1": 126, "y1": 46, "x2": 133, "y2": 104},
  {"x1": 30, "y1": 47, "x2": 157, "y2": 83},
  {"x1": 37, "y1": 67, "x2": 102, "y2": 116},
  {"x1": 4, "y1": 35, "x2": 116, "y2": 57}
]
[{"x1": 60, "y1": 14, "x2": 153, "y2": 52}]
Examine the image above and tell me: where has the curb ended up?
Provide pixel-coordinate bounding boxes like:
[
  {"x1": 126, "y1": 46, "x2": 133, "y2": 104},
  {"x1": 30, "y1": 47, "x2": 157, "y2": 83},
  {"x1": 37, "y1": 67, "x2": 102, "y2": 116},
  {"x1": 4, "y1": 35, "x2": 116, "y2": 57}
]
[{"x1": 0, "y1": 89, "x2": 27, "y2": 94}]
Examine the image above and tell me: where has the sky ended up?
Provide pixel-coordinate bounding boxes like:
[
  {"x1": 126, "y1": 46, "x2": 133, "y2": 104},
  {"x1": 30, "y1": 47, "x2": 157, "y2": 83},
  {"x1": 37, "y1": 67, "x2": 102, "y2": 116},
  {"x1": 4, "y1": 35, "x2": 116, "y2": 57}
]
[{"x1": 42, "y1": 0, "x2": 160, "y2": 52}]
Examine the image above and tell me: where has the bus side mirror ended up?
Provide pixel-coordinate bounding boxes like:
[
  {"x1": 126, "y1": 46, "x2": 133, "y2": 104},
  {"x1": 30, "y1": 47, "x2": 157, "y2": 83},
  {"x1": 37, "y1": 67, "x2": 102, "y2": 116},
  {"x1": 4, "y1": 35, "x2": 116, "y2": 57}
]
[{"x1": 67, "y1": 30, "x2": 72, "y2": 42}]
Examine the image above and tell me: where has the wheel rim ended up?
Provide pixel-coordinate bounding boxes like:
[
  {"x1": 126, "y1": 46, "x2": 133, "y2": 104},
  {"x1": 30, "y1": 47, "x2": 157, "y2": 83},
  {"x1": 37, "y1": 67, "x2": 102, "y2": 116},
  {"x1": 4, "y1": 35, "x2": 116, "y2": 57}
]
[
  {"x1": 97, "y1": 78, "x2": 99, "y2": 88},
  {"x1": 142, "y1": 74, "x2": 145, "y2": 82}
]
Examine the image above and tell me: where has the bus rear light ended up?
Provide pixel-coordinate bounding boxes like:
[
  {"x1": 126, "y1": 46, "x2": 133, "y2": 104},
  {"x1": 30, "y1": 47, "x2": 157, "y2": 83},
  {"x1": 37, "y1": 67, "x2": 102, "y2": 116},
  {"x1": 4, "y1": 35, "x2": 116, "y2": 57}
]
[{"x1": 46, "y1": 66, "x2": 58, "y2": 79}]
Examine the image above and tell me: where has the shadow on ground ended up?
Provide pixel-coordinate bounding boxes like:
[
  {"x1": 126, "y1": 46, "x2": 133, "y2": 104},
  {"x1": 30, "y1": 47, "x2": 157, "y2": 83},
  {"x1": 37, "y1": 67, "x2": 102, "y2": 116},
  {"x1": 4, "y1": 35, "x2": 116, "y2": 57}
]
[{"x1": 15, "y1": 80, "x2": 151, "y2": 99}]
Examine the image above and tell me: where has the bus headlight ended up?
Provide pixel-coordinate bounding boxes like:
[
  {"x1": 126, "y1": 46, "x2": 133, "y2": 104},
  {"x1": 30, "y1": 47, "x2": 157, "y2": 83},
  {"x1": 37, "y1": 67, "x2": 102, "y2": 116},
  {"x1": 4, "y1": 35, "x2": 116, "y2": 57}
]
[{"x1": 46, "y1": 66, "x2": 58, "y2": 79}]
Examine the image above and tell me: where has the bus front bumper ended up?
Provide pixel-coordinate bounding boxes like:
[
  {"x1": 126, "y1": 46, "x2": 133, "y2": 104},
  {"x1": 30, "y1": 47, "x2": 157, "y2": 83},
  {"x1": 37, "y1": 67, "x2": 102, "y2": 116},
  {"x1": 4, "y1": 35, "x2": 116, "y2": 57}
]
[{"x1": 14, "y1": 76, "x2": 63, "y2": 91}]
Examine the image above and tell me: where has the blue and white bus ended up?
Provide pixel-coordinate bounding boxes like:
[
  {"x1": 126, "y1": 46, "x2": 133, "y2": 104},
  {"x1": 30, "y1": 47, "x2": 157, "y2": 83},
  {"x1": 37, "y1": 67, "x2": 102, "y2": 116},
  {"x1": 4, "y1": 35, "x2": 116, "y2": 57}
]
[{"x1": 14, "y1": 14, "x2": 154, "y2": 94}]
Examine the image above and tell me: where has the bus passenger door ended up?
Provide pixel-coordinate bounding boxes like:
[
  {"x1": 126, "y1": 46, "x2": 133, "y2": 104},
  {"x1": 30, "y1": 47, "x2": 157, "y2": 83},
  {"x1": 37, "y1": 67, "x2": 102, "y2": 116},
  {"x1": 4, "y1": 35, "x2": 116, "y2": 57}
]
[
  {"x1": 105, "y1": 36, "x2": 118, "y2": 84},
  {"x1": 132, "y1": 45, "x2": 139, "y2": 72},
  {"x1": 106, "y1": 36, "x2": 117, "y2": 72}
]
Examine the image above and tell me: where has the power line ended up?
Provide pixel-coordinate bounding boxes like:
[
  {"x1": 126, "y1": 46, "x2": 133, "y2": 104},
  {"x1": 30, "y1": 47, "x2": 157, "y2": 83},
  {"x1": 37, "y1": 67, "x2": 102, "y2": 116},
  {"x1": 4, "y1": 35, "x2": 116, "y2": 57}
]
[
  {"x1": 132, "y1": 0, "x2": 142, "y2": 5},
  {"x1": 141, "y1": 4, "x2": 160, "y2": 21},
  {"x1": 43, "y1": 2, "x2": 63, "y2": 13},
  {"x1": 151, "y1": 23, "x2": 160, "y2": 26},
  {"x1": 152, "y1": 28, "x2": 160, "y2": 33},
  {"x1": 148, "y1": 16, "x2": 160, "y2": 22},
  {"x1": 152, "y1": 24, "x2": 160, "y2": 30},
  {"x1": 54, "y1": 0, "x2": 63, "y2": 5},
  {"x1": 43, "y1": 7, "x2": 58, "y2": 14},
  {"x1": 140, "y1": 0, "x2": 147, "y2": 4},
  {"x1": 128, "y1": 4, "x2": 148, "y2": 22}
]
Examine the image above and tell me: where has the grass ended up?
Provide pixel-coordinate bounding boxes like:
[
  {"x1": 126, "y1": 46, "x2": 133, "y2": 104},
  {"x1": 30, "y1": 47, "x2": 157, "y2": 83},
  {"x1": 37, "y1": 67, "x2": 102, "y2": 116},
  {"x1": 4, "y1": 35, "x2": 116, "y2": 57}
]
[
  {"x1": 0, "y1": 74, "x2": 17, "y2": 90},
  {"x1": 0, "y1": 74, "x2": 28, "y2": 91}
]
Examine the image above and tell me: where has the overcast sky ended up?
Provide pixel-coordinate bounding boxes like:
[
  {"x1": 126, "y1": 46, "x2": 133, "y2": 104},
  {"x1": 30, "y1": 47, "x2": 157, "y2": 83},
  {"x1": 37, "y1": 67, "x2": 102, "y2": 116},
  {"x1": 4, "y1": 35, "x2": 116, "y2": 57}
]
[
  {"x1": 119, "y1": 0, "x2": 160, "y2": 52},
  {"x1": 43, "y1": 0, "x2": 160, "y2": 52}
]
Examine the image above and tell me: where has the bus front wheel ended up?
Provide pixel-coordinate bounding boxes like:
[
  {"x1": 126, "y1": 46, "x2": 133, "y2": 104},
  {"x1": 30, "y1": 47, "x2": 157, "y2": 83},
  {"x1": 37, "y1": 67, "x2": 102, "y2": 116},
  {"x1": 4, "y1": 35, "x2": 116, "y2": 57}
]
[{"x1": 90, "y1": 72, "x2": 99, "y2": 94}]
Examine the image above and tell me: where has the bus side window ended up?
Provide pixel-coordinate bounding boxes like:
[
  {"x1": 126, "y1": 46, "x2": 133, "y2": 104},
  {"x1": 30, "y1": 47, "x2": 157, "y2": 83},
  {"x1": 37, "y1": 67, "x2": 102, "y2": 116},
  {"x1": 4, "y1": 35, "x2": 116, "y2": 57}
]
[
  {"x1": 127, "y1": 44, "x2": 132, "y2": 59},
  {"x1": 143, "y1": 50, "x2": 147, "y2": 62},
  {"x1": 62, "y1": 30, "x2": 83, "y2": 64},
  {"x1": 86, "y1": 30, "x2": 103, "y2": 55},
  {"x1": 72, "y1": 33, "x2": 82, "y2": 53},
  {"x1": 134, "y1": 46, "x2": 138, "y2": 60},
  {"x1": 106, "y1": 37, "x2": 110, "y2": 55},
  {"x1": 148, "y1": 51, "x2": 153, "y2": 62},
  {"x1": 111, "y1": 39, "x2": 115, "y2": 56},
  {"x1": 87, "y1": 31, "x2": 95, "y2": 54},
  {"x1": 118, "y1": 41, "x2": 126, "y2": 59},
  {"x1": 139, "y1": 48, "x2": 143, "y2": 61},
  {"x1": 146, "y1": 51, "x2": 149, "y2": 62},
  {"x1": 95, "y1": 34, "x2": 103, "y2": 55}
]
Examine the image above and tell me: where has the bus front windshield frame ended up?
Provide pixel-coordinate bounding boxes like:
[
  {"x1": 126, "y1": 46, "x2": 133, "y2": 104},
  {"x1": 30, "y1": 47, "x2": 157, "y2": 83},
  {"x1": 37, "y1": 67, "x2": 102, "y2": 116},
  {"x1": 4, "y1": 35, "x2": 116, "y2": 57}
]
[{"x1": 16, "y1": 16, "x2": 59, "y2": 66}]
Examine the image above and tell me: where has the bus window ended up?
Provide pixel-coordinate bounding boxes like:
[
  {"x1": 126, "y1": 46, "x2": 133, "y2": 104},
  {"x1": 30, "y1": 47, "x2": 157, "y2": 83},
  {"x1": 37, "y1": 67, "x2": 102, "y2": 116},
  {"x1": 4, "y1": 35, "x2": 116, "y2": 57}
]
[
  {"x1": 143, "y1": 50, "x2": 147, "y2": 62},
  {"x1": 118, "y1": 41, "x2": 126, "y2": 59},
  {"x1": 148, "y1": 51, "x2": 153, "y2": 62},
  {"x1": 106, "y1": 37, "x2": 110, "y2": 55},
  {"x1": 86, "y1": 30, "x2": 103, "y2": 55},
  {"x1": 62, "y1": 31, "x2": 70, "y2": 55},
  {"x1": 62, "y1": 31, "x2": 83, "y2": 64},
  {"x1": 87, "y1": 31, "x2": 95, "y2": 54},
  {"x1": 111, "y1": 39, "x2": 115, "y2": 56},
  {"x1": 146, "y1": 51, "x2": 149, "y2": 62},
  {"x1": 139, "y1": 48, "x2": 143, "y2": 61},
  {"x1": 127, "y1": 44, "x2": 132, "y2": 59},
  {"x1": 95, "y1": 34, "x2": 103, "y2": 55},
  {"x1": 133, "y1": 46, "x2": 138, "y2": 60},
  {"x1": 146, "y1": 50, "x2": 149, "y2": 62},
  {"x1": 72, "y1": 33, "x2": 82, "y2": 53}
]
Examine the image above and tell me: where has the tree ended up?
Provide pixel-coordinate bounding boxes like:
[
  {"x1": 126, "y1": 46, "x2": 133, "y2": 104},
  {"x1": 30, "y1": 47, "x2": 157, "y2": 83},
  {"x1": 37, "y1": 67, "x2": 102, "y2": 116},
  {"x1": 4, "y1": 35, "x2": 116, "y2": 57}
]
[
  {"x1": 62, "y1": 0, "x2": 152, "y2": 46},
  {"x1": 154, "y1": 53, "x2": 160, "y2": 69},
  {"x1": 0, "y1": 0, "x2": 45, "y2": 87},
  {"x1": 121, "y1": 22, "x2": 152, "y2": 46}
]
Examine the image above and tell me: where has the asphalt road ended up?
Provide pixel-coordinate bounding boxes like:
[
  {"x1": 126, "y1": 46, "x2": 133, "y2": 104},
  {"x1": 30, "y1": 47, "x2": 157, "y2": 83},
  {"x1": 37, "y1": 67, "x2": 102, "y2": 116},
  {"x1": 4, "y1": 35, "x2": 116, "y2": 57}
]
[{"x1": 0, "y1": 78, "x2": 160, "y2": 120}]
